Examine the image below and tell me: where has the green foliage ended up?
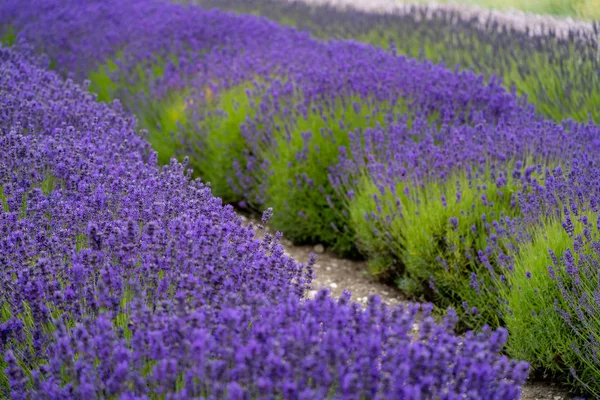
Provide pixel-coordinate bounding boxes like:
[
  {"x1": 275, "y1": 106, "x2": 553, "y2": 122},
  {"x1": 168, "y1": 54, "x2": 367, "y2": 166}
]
[
  {"x1": 1, "y1": 25, "x2": 16, "y2": 47},
  {"x1": 196, "y1": 0, "x2": 600, "y2": 123},
  {"x1": 499, "y1": 218, "x2": 575, "y2": 378},
  {"x1": 87, "y1": 57, "x2": 121, "y2": 103},
  {"x1": 347, "y1": 163, "x2": 525, "y2": 328},
  {"x1": 265, "y1": 100, "x2": 402, "y2": 257},
  {"x1": 88, "y1": 54, "x2": 184, "y2": 166},
  {"x1": 40, "y1": 174, "x2": 56, "y2": 196},
  {"x1": 137, "y1": 88, "x2": 190, "y2": 168},
  {"x1": 185, "y1": 83, "x2": 262, "y2": 205},
  {"x1": 502, "y1": 210, "x2": 600, "y2": 396},
  {"x1": 0, "y1": 186, "x2": 8, "y2": 212}
]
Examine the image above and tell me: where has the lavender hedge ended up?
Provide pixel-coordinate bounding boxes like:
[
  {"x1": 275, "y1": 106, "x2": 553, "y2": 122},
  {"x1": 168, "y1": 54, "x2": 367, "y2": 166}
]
[
  {"x1": 0, "y1": 0, "x2": 532, "y2": 259},
  {"x1": 0, "y1": 38, "x2": 530, "y2": 399},
  {"x1": 194, "y1": 0, "x2": 600, "y2": 124},
  {"x1": 5, "y1": 0, "x2": 600, "y2": 395},
  {"x1": 335, "y1": 116, "x2": 600, "y2": 326},
  {"x1": 491, "y1": 160, "x2": 600, "y2": 397}
]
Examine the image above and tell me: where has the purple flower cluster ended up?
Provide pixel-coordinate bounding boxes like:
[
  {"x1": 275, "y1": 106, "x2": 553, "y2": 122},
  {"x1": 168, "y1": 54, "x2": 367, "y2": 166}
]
[
  {"x1": 335, "y1": 117, "x2": 600, "y2": 190},
  {"x1": 6, "y1": 293, "x2": 530, "y2": 399},
  {"x1": 0, "y1": 0, "x2": 528, "y2": 200},
  {"x1": 0, "y1": 40, "x2": 529, "y2": 398},
  {"x1": 497, "y1": 159, "x2": 600, "y2": 393},
  {"x1": 195, "y1": 0, "x2": 600, "y2": 124},
  {"x1": 0, "y1": 0, "x2": 530, "y2": 253}
]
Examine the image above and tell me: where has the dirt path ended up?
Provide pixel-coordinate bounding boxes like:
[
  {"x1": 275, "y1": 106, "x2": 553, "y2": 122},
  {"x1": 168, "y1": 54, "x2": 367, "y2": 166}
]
[
  {"x1": 285, "y1": 242, "x2": 406, "y2": 306},
  {"x1": 240, "y1": 214, "x2": 405, "y2": 305}
]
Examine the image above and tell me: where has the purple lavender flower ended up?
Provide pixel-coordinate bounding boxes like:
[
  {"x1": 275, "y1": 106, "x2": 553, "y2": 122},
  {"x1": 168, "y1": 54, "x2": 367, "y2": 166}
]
[{"x1": 0, "y1": 40, "x2": 528, "y2": 399}]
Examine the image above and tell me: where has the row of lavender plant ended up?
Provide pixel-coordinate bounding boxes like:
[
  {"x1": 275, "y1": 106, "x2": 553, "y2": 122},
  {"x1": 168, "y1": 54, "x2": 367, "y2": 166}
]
[
  {"x1": 194, "y1": 0, "x2": 600, "y2": 124},
  {"x1": 0, "y1": 41, "x2": 531, "y2": 398},
  {"x1": 2, "y1": 0, "x2": 600, "y2": 395},
  {"x1": 0, "y1": 0, "x2": 530, "y2": 255}
]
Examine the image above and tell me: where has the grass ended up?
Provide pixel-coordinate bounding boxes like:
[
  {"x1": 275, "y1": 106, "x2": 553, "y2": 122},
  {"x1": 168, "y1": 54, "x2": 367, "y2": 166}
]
[
  {"x1": 445, "y1": 0, "x2": 600, "y2": 20},
  {"x1": 88, "y1": 53, "x2": 187, "y2": 166}
]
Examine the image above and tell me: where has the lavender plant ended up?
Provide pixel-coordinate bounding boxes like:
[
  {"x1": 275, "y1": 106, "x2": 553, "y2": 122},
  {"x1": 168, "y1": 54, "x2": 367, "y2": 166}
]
[
  {"x1": 498, "y1": 161, "x2": 600, "y2": 396},
  {"x1": 344, "y1": 162, "x2": 523, "y2": 328},
  {"x1": 334, "y1": 104, "x2": 600, "y2": 324},
  {"x1": 14, "y1": 0, "x2": 600, "y2": 394},
  {"x1": 0, "y1": 40, "x2": 530, "y2": 398},
  {"x1": 188, "y1": 51, "x2": 525, "y2": 256},
  {"x1": 195, "y1": 0, "x2": 600, "y2": 124},
  {"x1": 0, "y1": 0, "x2": 530, "y2": 258}
]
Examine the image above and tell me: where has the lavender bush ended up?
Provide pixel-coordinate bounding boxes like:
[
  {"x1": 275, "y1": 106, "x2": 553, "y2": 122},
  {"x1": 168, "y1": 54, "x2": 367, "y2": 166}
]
[
  {"x1": 10, "y1": 0, "x2": 600, "y2": 394},
  {"x1": 0, "y1": 0, "x2": 529, "y2": 258},
  {"x1": 496, "y1": 161, "x2": 600, "y2": 396},
  {"x1": 194, "y1": 0, "x2": 600, "y2": 124},
  {"x1": 336, "y1": 114, "x2": 600, "y2": 329},
  {"x1": 0, "y1": 41, "x2": 529, "y2": 398}
]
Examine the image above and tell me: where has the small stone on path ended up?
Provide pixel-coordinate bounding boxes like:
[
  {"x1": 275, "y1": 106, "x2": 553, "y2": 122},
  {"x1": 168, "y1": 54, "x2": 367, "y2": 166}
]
[{"x1": 313, "y1": 244, "x2": 325, "y2": 254}]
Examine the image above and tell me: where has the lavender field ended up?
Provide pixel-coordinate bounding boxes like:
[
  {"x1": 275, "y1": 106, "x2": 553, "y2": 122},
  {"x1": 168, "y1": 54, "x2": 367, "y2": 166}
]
[{"x1": 1, "y1": 0, "x2": 600, "y2": 398}]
